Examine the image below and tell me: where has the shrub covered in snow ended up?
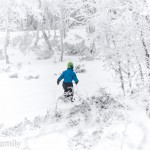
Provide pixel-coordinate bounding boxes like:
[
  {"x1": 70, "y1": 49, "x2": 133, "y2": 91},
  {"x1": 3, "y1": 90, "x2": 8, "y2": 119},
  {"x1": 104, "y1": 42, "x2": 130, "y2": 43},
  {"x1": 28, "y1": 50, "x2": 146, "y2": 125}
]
[
  {"x1": 11, "y1": 33, "x2": 35, "y2": 56},
  {"x1": 36, "y1": 45, "x2": 53, "y2": 60},
  {"x1": 67, "y1": 88, "x2": 124, "y2": 127},
  {"x1": 24, "y1": 75, "x2": 39, "y2": 80},
  {"x1": 1, "y1": 66, "x2": 10, "y2": 73},
  {"x1": 74, "y1": 64, "x2": 86, "y2": 73},
  {"x1": 79, "y1": 50, "x2": 97, "y2": 61},
  {"x1": 9, "y1": 73, "x2": 19, "y2": 79},
  {"x1": 0, "y1": 87, "x2": 124, "y2": 137},
  {"x1": 64, "y1": 33, "x2": 88, "y2": 55}
]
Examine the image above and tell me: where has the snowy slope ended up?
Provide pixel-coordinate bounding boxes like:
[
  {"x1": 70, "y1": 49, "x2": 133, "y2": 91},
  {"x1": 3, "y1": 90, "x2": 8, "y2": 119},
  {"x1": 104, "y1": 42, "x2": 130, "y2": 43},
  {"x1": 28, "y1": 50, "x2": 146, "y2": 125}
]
[
  {"x1": 0, "y1": 56, "x2": 118, "y2": 127},
  {"x1": 0, "y1": 56, "x2": 150, "y2": 150}
]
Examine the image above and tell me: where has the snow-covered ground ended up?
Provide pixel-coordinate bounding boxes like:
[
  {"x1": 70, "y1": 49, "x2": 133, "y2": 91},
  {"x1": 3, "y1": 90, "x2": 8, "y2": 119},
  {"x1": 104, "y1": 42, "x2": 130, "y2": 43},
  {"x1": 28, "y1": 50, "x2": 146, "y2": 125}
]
[
  {"x1": 0, "y1": 56, "x2": 118, "y2": 127},
  {"x1": 0, "y1": 56, "x2": 150, "y2": 150}
]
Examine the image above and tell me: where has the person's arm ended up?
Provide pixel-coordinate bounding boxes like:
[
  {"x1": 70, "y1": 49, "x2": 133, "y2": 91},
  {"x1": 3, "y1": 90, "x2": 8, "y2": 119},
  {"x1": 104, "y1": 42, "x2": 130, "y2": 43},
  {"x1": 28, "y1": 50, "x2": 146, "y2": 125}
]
[
  {"x1": 57, "y1": 71, "x2": 64, "y2": 85},
  {"x1": 73, "y1": 72, "x2": 79, "y2": 84}
]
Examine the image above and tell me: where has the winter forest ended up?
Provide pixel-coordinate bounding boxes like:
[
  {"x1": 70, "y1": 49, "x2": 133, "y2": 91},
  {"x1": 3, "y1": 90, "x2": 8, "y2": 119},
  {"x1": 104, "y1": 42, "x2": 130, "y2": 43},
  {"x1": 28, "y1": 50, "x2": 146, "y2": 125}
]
[{"x1": 0, "y1": 0, "x2": 150, "y2": 149}]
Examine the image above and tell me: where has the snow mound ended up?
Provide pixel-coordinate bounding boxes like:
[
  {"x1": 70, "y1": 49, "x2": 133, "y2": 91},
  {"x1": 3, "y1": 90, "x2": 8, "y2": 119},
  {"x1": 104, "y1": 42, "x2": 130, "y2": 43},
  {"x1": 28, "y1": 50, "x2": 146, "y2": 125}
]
[{"x1": 0, "y1": 89, "x2": 125, "y2": 150}]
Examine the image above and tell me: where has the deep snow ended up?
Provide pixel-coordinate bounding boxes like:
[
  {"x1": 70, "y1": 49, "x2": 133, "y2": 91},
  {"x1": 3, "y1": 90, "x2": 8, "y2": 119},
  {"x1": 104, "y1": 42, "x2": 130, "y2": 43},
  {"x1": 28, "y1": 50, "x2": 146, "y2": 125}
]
[
  {"x1": 0, "y1": 56, "x2": 150, "y2": 150},
  {"x1": 0, "y1": 56, "x2": 118, "y2": 127}
]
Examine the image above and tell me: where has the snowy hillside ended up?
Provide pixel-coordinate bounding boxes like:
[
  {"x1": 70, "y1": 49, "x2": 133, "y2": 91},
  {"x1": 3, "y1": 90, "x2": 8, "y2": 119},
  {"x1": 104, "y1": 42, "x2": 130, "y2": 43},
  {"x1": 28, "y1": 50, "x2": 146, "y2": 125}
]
[
  {"x1": 0, "y1": 56, "x2": 118, "y2": 127},
  {"x1": 0, "y1": 56, "x2": 150, "y2": 150}
]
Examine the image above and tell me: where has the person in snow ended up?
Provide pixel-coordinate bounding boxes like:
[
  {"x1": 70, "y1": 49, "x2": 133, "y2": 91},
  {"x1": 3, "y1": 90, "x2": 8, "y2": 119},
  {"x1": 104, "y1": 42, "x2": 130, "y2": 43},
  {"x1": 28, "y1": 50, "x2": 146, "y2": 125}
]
[{"x1": 57, "y1": 62, "x2": 79, "y2": 101}]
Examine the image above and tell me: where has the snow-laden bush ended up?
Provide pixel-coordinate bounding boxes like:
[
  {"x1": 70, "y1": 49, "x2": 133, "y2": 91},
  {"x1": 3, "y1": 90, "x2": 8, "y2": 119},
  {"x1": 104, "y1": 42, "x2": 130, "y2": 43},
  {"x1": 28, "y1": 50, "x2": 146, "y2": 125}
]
[
  {"x1": 0, "y1": 87, "x2": 124, "y2": 137},
  {"x1": 53, "y1": 51, "x2": 61, "y2": 63},
  {"x1": 35, "y1": 44, "x2": 53, "y2": 60},
  {"x1": 91, "y1": 87, "x2": 117, "y2": 109},
  {"x1": 9, "y1": 73, "x2": 19, "y2": 78},
  {"x1": 0, "y1": 63, "x2": 22, "y2": 73},
  {"x1": 11, "y1": 33, "x2": 35, "y2": 56},
  {"x1": 127, "y1": 84, "x2": 150, "y2": 119},
  {"x1": 17, "y1": 62, "x2": 22, "y2": 70},
  {"x1": 64, "y1": 33, "x2": 87, "y2": 55},
  {"x1": 24, "y1": 75, "x2": 39, "y2": 80},
  {"x1": 74, "y1": 64, "x2": 86, "y2": 73},
  {"x1": 0, "y1": 110, "x2": 53, "y2": 137},
  {"x1": 1, "y1": 66, "x2": 10, "y2": 73},
  {"x1": 54, "y1": 87, "x2": 124, "y2": 128},
  {"x1": 79, "y1": 50, "x2": 98, "y2": 61},
  {"x1": 67, "y1": 88, "x2": 124, "y2": 127},
  {"x1": 0, "y1": 89, "x2": 127, "y2": 150}
]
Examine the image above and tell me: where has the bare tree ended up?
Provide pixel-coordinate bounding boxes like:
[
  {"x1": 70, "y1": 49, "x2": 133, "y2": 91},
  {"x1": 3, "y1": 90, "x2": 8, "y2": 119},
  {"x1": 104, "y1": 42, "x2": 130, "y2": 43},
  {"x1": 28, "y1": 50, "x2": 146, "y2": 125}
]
[
  {"x1": 42, "y1": 30, "x2": 52, "y2": 51},
  {"x1": 34, "y1": 0, "x2": 42, "y2": 47},
  {"x1": 133, "y1": 49, "x2": 144, "y2": 83},
  {"x1": 4, "y1": 7, "x2": 11, "y2": 64},
  {"x1": 60, "y1": 4, "x2": 65, "y2": 62}
]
